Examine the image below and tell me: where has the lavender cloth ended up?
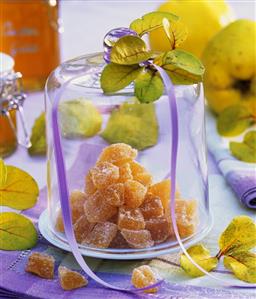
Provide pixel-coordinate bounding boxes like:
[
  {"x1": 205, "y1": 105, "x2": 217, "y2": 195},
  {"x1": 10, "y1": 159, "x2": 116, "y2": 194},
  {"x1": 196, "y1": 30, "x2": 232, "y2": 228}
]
[{"x1": 206, "y1": 109, "x2": 256, "y2": 209}]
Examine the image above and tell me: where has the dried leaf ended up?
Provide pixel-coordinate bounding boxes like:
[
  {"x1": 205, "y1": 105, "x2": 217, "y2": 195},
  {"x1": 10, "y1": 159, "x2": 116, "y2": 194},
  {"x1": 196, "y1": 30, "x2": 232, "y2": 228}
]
[
  {"x1": 0, "y1": 165, "x2": 39, "y2": 210},
  {"x1": 0, "y1": 159, "x2": 7, "y2": 188},
  {"x1": 224, "y1": 252, "x2": 256, "y2": 283},
  {"x1": 28, "y1": 112, "x2": 46, "y2": 156},
  {"x1": 218, "y1": 216, "x2": 256, "y2": 257},
  {"x1": 162, "y1": 18, "x2": 188, "y2": 49},
  {"x1": 180, "y1": 244, "x2": 218, "y2": 277},
  {"x1": 0, "y1": 212, "x2": 37, "y2": 250}
]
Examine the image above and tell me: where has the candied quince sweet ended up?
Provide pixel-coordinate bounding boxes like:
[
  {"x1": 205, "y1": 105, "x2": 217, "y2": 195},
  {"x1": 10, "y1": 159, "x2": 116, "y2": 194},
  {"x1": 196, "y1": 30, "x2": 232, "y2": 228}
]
[
  {"x1": 58, "y1": 266, "x2": 88, "y2": 290},
  {"x1": 131, "y1": 265, "x2": 158, "y2": 293},
  {"x1": 73, "y1": 215, "x2": 95, "y2": 243},
  {"x1": 25, "y1": 252, "x2": 55, "y2": 279},
  {"x1": 118, "y1": 163, "x2": 133, "y2": 183},
  {"x1": 103, "y1": 183, "x2": 124, "y2": 207},
  {"x1": 145, "y1": 216, "x2": 171, "y2": 243},
  {"x1": 90, "y1": 161, "x2": 119, "y2": 189},
  {"x1": 129, "y1": 161, "x2": 152, "y2": 187},
  {"x1": 140, "y1": 194, "x2": 164, "y2": 220},
  {"x1": 124, "y1": 180, "x2": 147, "y2": 208},
  {"x1": 118, "y1": 207, "x2": 145, "y2": 230},
  {"x1": 121, "y1": 229, "x2": 153, "y2": 249},
  {"x1": 84, "y1": 191, "x2": 117, "y2": 223},
  {"x1": 85, "y1": 172, "x2": 97, "y2": 195},
  {"x1": 55, "y1": 190, "x2": 87, "y2": 233},
  {"x1": 82, "y1": 222, "x2": 118, "y2": 248},
  {"x1": 97, "y1": 143, "x2": 137, "y2": 165}
]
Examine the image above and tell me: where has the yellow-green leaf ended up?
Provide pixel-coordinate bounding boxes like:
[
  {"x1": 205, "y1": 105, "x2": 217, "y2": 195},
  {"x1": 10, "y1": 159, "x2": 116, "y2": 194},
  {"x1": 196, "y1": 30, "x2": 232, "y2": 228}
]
[
  {"x1": 0, "y1": 159, "x2": 7, "y2": 187},
  {"x1": 59, "y1": 98, "x2": 102, "y2": 138},
  {"x1": 110, "y1": 36, "x2": 153, "y2": 65},
  {"x1": 101, "y1": 63, "x2": 142, "y2": 93},
  {"x1": 224, "y1": 252, "x2": 256, "y2": 283},
  {"x1": 101, "y1": 99, "x2": 158, "y2": 150},
  {"x1": 135, "y1": 70, "x2": 164, "y2": 103},
  {"x1": 218, "y1": 216, "x2": 256, "y2": 257},
  {"x1": 0, "y1": 165, "x2": 39, "y2": 210},
  {"x1": 217, "y1": 105, "x2": 254, "y2": 137},
  {"x1": 130, "y1": 11, "x2": 179, "y2": 36},
  {"x1": 180, "y1": 244, "x2": 218, "y2": 277},
  {"x1": 154, "y1": 49, "x2": 204, "y2": 85},
  {"x1": 0, "y1": 212, "x2": 37, "y2": 250},
  {"x1": 28, "y1": 112, "x2": 46, "y2": 156},
  {"x1": 230, "y1": 131, "x2": 256, "y2": 163},
  {"x1": 162, "y1": 18, "x2": 188, "y2": 49}
]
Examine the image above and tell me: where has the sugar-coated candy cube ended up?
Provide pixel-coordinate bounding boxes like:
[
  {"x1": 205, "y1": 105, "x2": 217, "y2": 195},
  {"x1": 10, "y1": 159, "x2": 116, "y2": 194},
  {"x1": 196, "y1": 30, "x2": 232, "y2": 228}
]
[
  {"x1": 82, "y1": 222, "x2": 118, "y2": 248},
  {"x1": 85, "y1": 173, "x2": 97, "y2": 195},
  {"x1": 121, "y1": 229, "x2": 153, "y2": 249},
  {"x1": 73, "y1": 215, "x2": 95, "y2": 243},
  {"x1": 118, "y1": 207, "x2": 145, "y2": 230},
  {"x1": 131, "y1": 265, "x2": 158, "y2": 293},
  {"x1": 55, "y1": 190, "x2": 87, "y2": 232},
  {"x1": 129, "y1": 161, "x2": 152, "y2": 187},
  {"x1": 145, "y1": 216, "x2": 171, "y2": 243},
  {"x1": 84, "y1": 191, "x2": 117, "y2": 223},
  {"x1": 103, "y1": 183, "x2": 124, "y2": 207},
  {"x1": 58, "y1": 266, "x2": 88, "y2": 290},
  {"x1": 109, "y1": 231, "x2": 130, "y2": 248},
  {"x1": 148, "y1": 179, "x2": 180, "y2": 211},
  {"x1": 140, "y1": 194, "x2": 164, "y2": 220},
  {"x1": 97, "y1": 143, "x2": 137, "y2": 165},
  {"x1": 25, "y1": 252, "x2": 55, "y2": 279},
  {"x1": 90, "y1": 161, "x2": 119, "y2": 189},
  {"x1": 118, "y1": 163, "x2": 133, "y2": 183},
  {"x1": 124, "y1": 180, "x2": 147, "y2": 208}
]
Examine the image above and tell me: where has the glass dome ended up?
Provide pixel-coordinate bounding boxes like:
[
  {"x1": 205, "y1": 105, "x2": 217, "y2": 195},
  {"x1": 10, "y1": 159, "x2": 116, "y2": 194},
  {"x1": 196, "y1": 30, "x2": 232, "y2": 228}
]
[{"x1": 41, "y1": 52, "x2": 212, "y2": 260}]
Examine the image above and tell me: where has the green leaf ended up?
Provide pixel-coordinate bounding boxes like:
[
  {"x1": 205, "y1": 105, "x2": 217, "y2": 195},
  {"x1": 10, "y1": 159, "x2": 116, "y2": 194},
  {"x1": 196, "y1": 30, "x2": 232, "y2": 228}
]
[
  {"x1": 0, "y1": 165, "x2": 39, "y2": 210},
  {"x1": 180, "y1": 244, "x2": 218, "y2": 277},
  {"x1": 162, "y1": 18, "x2": 188, "y2": 49},
  {"x1": 28, "y1": 112, "x2": 46, "y2": 156},
  {"x1": 217, "y1": 105, "x2": 254, "y2": 137},
  {"x1": 218, "y1": 216, "x2": 256, "y2": 257},
  {"x1": 130, "y1": 11, "x2": 179, "y2": 36},
  {"x1": 0, "y1": 159, "x2": 7, "y2": 188},
  {"x1": 135, "y1": 70, "x2": 164, "y2": 103},
  {"x1": 230, "y1": 131, "x2": 256, "y2": 163},
  {"x1": 101, "y1": 99, "x2": 158, "y2": 150},
  {"x1": 154, "y1": 49, "x2": 204, "y2": 85},
  {"x1": 59, "y1": 98, "x2": 102, "y2": 138},
  {"x1": 224, "y1": 252, "x2": 256, "y2": 283},
  {"x1": 0, "y1": 212, "x2": 37, "y2": 250},
  {"x1": 110, "y1": 36, "x2": 153, "y2": 65},
  {"x1": 101, "y1": 63, "x2": 142, "y2": 93}
]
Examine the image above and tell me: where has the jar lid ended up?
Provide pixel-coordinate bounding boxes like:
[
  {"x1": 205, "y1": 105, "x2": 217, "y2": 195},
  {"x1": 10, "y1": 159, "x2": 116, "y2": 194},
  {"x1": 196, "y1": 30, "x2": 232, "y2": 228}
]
[{"x1": 0, "y1": 52, "x2": 15, "y2": 75}]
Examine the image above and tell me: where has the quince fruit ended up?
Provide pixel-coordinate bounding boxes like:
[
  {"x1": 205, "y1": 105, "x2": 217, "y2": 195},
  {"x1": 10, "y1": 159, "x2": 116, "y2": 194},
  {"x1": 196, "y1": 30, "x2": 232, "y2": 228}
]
[
  {"x1": 149, "y1": 0, "x2": 233, "y2": 58},
  {"x1": 202, "y1": 19, "x2": 256, "y2": 114}
]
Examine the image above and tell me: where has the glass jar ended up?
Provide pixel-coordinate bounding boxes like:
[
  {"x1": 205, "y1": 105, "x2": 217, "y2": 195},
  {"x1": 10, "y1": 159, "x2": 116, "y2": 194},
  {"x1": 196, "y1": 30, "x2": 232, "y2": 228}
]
[{"x1": 43, "y1": 53, "x2": 212, "y2": 259}]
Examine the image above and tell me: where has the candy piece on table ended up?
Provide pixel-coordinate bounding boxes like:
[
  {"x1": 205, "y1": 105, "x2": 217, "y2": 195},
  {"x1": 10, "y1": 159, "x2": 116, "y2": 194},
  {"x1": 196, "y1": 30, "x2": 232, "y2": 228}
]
[
  {"x1": 129, "y1": 161, "x2": 152, "y2": 187},
  {"x1": 140, "y1": 194, "x2": 164, "y2": 220},
  {"x1": 124, "y1": 179, "x2": 147, "y2": 208},
  {"x1": 85, "y1": 173, "x2": 97, "y2": 195},
  {"x1": 121, "y1": 229, "x2": 154, "y2": 249},
  {"x1": 73, "y1": 215, "x2": 95, "y2": 243},
  {"x1": 109, "y1": 231, "x2": 130, "y2": 248},
  {"x1": 84, "y1": 191, "x2": 117, "y2": 223},
  {"x1": 25, "y1": 252, "x2": 55, "y2": 279},
  {"x1": 58, "y1": 266, "x2": 88, "y2": 290},
  {"x1": 103, "y1": 183, "x2": 125, "y2": 207},
  {"x1": 131, "y1": 265, "x2": 158, "y2": 293},
  {"x1": 55, "y1": 190, "x2": 87, "y2": 233},
  {"x1": 145, "y1": 216, "x2": 171, "y2": 243},
  {"x1": 118, "y1": 163, "x2": 133, "y2": 183},
  {"x1": 148, "y1": 179, "x2": 180, "y2": 211},
  {"x1": 82, "y1": 222, "x2": 118, "y2": 248},
  {"x1": 97, "y1": 143, "x2": 137, "y2": 165},
  {"x1": 90, "y1": 161, "x2": 119, "y2": 189},
  {"x1": 118, "y1": 207, "x2": 145, "y2": 230}
]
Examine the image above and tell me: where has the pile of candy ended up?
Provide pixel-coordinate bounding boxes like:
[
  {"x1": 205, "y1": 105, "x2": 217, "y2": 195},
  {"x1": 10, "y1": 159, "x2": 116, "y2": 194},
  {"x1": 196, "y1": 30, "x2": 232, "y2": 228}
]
[{"x1": 56, "y1": 143, "x2": 198, "y2": 249}]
